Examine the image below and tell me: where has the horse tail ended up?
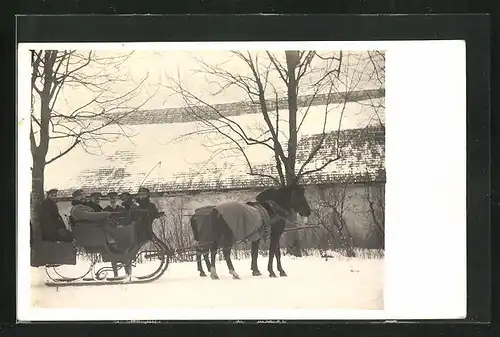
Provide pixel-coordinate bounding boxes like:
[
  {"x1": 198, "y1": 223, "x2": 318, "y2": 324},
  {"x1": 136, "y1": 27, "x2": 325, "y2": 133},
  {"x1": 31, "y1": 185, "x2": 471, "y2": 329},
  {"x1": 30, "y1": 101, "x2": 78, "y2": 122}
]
[
  {"x1": 208, "y1": 207, "x2": 220, "y2": 227},
  {"x1": 190, "y1": 214, "x2": 199, "y2": 242}
]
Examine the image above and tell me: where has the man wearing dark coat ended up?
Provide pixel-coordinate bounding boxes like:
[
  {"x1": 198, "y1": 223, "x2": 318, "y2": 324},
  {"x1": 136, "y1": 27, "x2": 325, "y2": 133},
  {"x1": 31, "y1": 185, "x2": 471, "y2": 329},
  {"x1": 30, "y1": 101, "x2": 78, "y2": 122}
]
[
  {"x1": 86, "y1": 192, "x2": 104, "y2": 212},
  {"x1": 103, "y1": 191, "x2": 126, "y2": 278},
  {"x1": 70, "y1": 189, "x2": 133, "y2": 250},
  {"x1": 135, "y1": 187, "x2": 163, "y2": 242},
  {"x1": 70, "y1": 189, "x2": 131, "y2": 277},
  {"x1": 136, "y1": 187, "x2": 160, "y2": 220},
  {"x1": 70, "y1": 189, "x2": 111, "y2": 224},
  {"x1": 38, "y1": 189, "x2": 73, "y2": 242},
  {"x1": 119, "y1": 192, "x2": 138, "y2": 210},
  {"x1": 103, "y1": 192, "x2": 125, "y2": 213}
]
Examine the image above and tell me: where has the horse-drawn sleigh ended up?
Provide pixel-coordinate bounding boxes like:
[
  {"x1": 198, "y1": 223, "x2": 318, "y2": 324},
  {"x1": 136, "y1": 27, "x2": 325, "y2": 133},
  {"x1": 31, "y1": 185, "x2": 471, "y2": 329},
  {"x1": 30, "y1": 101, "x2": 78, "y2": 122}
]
[
  {"x1": 40, "y1": 207, "x2": 173, "y2": 287},
  {"x1": 34, "y1": 184, "x2": 313, "y2": 287}
]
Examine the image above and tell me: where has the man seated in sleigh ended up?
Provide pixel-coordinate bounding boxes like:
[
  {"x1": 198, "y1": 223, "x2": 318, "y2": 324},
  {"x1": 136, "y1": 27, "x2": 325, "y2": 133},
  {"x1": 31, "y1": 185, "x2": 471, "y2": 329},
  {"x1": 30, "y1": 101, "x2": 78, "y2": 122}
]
[{"x1": 69, "y1": 189, "x2": 138, "y2": 252}]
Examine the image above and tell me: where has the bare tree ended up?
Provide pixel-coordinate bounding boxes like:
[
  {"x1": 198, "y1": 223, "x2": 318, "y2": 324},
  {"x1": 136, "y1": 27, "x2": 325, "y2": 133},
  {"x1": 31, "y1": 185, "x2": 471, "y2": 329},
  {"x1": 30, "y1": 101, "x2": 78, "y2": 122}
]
[
  {"x1": 30, "y1": 50, "x2": 153, "y2": 255},
  {"x1": 162, "y1": 198, "x2": 193, "y2": 262},
  {"x1": 359, "y1": 50, "x2": 385, "y2": 130},
  {"x1": 365, "y1": 184, "x2": 385, "y2": 249},
  {"x1": 310, "y1": 185, "x2": 356, "y2": 257},
  {"x1": 163, "y1": 50, "x2": 383, "y2": 256}
]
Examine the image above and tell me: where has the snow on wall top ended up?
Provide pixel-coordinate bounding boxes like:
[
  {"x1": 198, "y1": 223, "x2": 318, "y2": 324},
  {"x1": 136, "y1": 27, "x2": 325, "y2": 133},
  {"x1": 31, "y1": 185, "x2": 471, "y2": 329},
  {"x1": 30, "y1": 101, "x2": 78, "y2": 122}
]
[{"x1": 101, "y1": 89, "x2": 384, "y2": 126}]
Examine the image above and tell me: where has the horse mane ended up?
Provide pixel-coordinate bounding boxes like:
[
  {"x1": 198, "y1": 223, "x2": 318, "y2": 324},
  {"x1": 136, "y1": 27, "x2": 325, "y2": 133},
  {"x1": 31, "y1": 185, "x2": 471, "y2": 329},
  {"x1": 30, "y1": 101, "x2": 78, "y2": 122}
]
[
  {"x1": 255, "y1": 187, "x2": 278, "y2": 203},
  {"x1": 257, "y1": 185, "x2": 299, "y2": 203},
  {"x1": 255, "y1": 186, "x2": 297, "y2": 217}
]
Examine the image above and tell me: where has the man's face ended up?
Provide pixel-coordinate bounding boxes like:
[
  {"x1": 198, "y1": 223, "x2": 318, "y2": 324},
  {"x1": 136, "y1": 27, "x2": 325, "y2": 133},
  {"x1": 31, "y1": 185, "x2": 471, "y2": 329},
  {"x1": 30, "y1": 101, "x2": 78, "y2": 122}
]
[
  {"x1": 48, "y1": 193, "x2": 58, "y2": 203},
  {"x1": 109, "y1": 196, "x2": 118, "y2": 206},
  {"x1": 90, "y1": 196, "x2": 100, "y2": 204},
  {"x1": 137, "y1": 192, "x2": 148, "y2": 200}
]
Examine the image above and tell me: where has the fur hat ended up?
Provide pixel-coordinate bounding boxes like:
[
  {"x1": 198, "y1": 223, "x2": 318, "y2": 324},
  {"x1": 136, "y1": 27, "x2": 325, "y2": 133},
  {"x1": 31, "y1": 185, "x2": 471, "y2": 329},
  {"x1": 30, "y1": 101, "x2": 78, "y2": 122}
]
[
  {"x1": 72, "y1": 189, "x2": 84, "y2": 197},
  {"x1": 138, "y1": 187, "x2": 150, "y2": 194}
]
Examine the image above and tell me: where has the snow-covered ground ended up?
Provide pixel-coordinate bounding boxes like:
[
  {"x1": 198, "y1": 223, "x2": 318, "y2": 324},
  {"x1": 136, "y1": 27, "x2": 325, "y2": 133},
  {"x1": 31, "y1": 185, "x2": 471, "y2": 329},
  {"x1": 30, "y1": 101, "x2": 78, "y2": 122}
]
[{"x1": 30, "y1": 253, "x2": 384, "y2": 310}]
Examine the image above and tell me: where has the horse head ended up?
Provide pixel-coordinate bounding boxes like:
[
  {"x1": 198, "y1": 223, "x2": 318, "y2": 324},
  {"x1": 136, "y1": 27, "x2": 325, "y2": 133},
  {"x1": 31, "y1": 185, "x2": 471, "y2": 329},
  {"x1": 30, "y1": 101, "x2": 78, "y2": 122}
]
[
  {"x1": 287, "y1": 184, "x2": 311, "y2": 217},
  {"x1": 256, "y1": 184, "x2": 311, "y2": 218}
]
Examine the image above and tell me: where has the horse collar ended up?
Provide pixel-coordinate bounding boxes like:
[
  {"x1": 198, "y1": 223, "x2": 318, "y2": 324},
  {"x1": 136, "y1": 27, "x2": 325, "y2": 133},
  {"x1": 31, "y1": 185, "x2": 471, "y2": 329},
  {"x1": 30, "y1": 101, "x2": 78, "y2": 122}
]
[{"x1": 266, "y1": 200, "x2": 288, "y2": 219}]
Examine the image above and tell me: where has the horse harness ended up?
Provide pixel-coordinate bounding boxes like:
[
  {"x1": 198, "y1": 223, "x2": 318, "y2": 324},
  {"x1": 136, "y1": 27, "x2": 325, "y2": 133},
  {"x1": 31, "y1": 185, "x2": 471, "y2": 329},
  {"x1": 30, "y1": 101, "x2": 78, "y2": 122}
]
[{"x1": 242, "y1": 200, "x2": 290, "y2": 242}]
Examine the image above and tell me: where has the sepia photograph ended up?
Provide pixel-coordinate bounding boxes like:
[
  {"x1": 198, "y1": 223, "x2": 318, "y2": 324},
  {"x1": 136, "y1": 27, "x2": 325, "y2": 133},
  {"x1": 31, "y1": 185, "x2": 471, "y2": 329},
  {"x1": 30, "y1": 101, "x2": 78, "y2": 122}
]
[
  {"x1": 24, "y1": 46, "x2": 385, "y2": 312},
  {"x1": 17, "y1": 39, "x2": 468, "y2": 321}
]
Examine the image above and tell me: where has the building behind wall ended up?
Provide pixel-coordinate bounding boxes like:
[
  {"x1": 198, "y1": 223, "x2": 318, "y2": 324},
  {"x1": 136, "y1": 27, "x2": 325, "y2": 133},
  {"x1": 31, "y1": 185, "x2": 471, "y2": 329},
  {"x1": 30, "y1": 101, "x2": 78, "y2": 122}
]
[{"x1": 48, "y1": 93, "x2": 386, "y2": 251}]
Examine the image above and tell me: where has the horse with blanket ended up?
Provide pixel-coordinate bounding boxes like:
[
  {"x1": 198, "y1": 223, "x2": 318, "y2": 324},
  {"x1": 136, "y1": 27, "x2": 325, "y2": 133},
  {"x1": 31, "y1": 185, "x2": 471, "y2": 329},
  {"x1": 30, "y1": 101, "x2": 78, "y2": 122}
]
[{"x1": 190, "y1": 184, "x2": 311, "y2": 280}]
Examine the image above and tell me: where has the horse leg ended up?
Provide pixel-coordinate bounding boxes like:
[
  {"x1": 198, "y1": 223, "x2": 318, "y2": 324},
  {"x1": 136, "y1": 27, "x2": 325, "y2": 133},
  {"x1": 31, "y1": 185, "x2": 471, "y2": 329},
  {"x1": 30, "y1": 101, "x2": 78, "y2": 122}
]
[
  {"x1": 275, "y1": 241, "x2": 287, "y2": 277},
  {"x1": 196, "y1": 250, "x2": 207, "y2": 277},
  {"x1": 223, "y1": 247, "x2": 239, "y2": 279},
  {"x1": 111, "y1": 261, "x2": 119, "y2": 278},
  {"x1": 218, "y1": 217, "x2": 239, "y2": 279},
  {"x1": 251, "y1": 239, "x2": 262, "y2": 276},
  {"x1": 125, "y1": 261, "x2": 132, "y2": 276},
  {"x1": 209, "y1": 209, "x2": 227, "y2": 280},
  {"x1": 209, "y1": 242, "x2": 219, "y2": 280},
  {"x1": 199, "y1": 242, "x2": 211, "y2": 277},
  {"x1": 203, "y1": 252, "x2": 211, "y2": 274},
  {"x1": 268, "y1": 233, "x2": 279, "y2": 278}
]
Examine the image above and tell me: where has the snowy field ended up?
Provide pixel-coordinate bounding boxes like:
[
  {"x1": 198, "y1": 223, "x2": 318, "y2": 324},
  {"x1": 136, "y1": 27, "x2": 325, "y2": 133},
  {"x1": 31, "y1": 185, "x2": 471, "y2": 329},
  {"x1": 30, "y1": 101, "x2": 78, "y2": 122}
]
[{"x1": 30, "y1": 252, "x2": 384, "y2": 310}]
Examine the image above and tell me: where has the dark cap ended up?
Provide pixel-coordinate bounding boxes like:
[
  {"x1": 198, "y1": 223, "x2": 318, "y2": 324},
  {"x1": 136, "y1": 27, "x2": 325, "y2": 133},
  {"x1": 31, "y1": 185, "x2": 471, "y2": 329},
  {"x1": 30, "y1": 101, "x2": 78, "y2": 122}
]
[
  {"x1": 47, "y1": 188, "x2": 58, "y2": 194},
  {"x1": 90, "y1": 192, "x2": 103, "y2": 197},
  {"x1": 119, "y1": 192, "x2": 132, "y2": 198},
  {"x1": 138, "y1": 187, "x2": 150, "y2": 194},
  {"x1": 72, "y1": 189, "x2": 84, "y2": 197},
  {"x1": 107, "y1": 192, "x2": 118, "y2": 197}
]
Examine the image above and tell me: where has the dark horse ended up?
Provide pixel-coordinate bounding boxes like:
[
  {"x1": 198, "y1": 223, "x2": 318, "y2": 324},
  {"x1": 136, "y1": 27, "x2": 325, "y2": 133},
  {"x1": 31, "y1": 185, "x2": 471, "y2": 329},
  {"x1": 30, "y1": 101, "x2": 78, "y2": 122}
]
[{"x1": 190, "y1": 184, "x2": 311, "y2": 279}]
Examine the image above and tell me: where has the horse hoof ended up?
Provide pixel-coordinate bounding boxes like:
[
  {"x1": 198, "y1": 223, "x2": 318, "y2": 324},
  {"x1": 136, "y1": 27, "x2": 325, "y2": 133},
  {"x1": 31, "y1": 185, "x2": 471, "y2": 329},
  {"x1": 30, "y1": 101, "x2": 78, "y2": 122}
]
[
  {"x1": 231, "y1": 273, "x2": 240, "y2": 280},
  {"x1": 269, "y1": 272, "x2": 277, "y2": 278},
  {"x1": 209, "y1": 267, "x2": 219, "y2": 280},
  {"x1": 279, "y1": 271, "x2": 287, "y2": 277},
  {"x1": 252, "y1": 271, "x2": 262, "y2": 276},
  {"x1": 199, "y1": 272, "x2": 207, "y2": 277}
]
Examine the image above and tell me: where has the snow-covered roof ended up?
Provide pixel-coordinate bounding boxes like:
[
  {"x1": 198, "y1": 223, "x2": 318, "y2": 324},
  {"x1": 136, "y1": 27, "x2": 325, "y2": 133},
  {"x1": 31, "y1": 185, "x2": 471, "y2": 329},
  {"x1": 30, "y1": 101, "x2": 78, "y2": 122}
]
[{"x1": 43, "y1": 94, "x2": 385, "y2": 198}]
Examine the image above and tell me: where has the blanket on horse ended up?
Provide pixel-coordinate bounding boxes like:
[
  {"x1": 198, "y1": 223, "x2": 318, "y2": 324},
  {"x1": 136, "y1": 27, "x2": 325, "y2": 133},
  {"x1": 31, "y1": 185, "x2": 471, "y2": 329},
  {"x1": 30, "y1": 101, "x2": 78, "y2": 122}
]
[{"x1": 196, "y1": 201, "x2": 271, "y2": 245}]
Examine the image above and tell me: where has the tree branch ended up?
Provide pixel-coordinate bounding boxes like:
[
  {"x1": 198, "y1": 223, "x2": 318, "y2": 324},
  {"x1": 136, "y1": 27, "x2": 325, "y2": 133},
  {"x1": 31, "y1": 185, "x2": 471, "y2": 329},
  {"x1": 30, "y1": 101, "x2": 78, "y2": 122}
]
[
  {"x1": 164, "y1": 75, "x2": 275, "y2": 152},
  {"x1": 45, "y1": 139, "x2": 81, "y2": 165},
  {"x1": 299, "y1": 155, "x2": 341, "y2": 177}
]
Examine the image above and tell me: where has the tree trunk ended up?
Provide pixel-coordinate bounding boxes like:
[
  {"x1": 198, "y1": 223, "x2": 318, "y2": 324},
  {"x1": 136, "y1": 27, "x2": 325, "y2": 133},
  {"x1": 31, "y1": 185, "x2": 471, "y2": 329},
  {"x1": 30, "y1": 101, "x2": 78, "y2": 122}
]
[
  {"x1": 285, "y1": 212, "x2": 303, "y2": 257},
  {"x1": 283, "y1": 51, "x2": 302, "y2": 257},
  {"x1": 30, "y1": 161, "x2": 45, "y2": 266},
  {"x1": 339, "y1": 218, "x2": 356, "y2": 257}
]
